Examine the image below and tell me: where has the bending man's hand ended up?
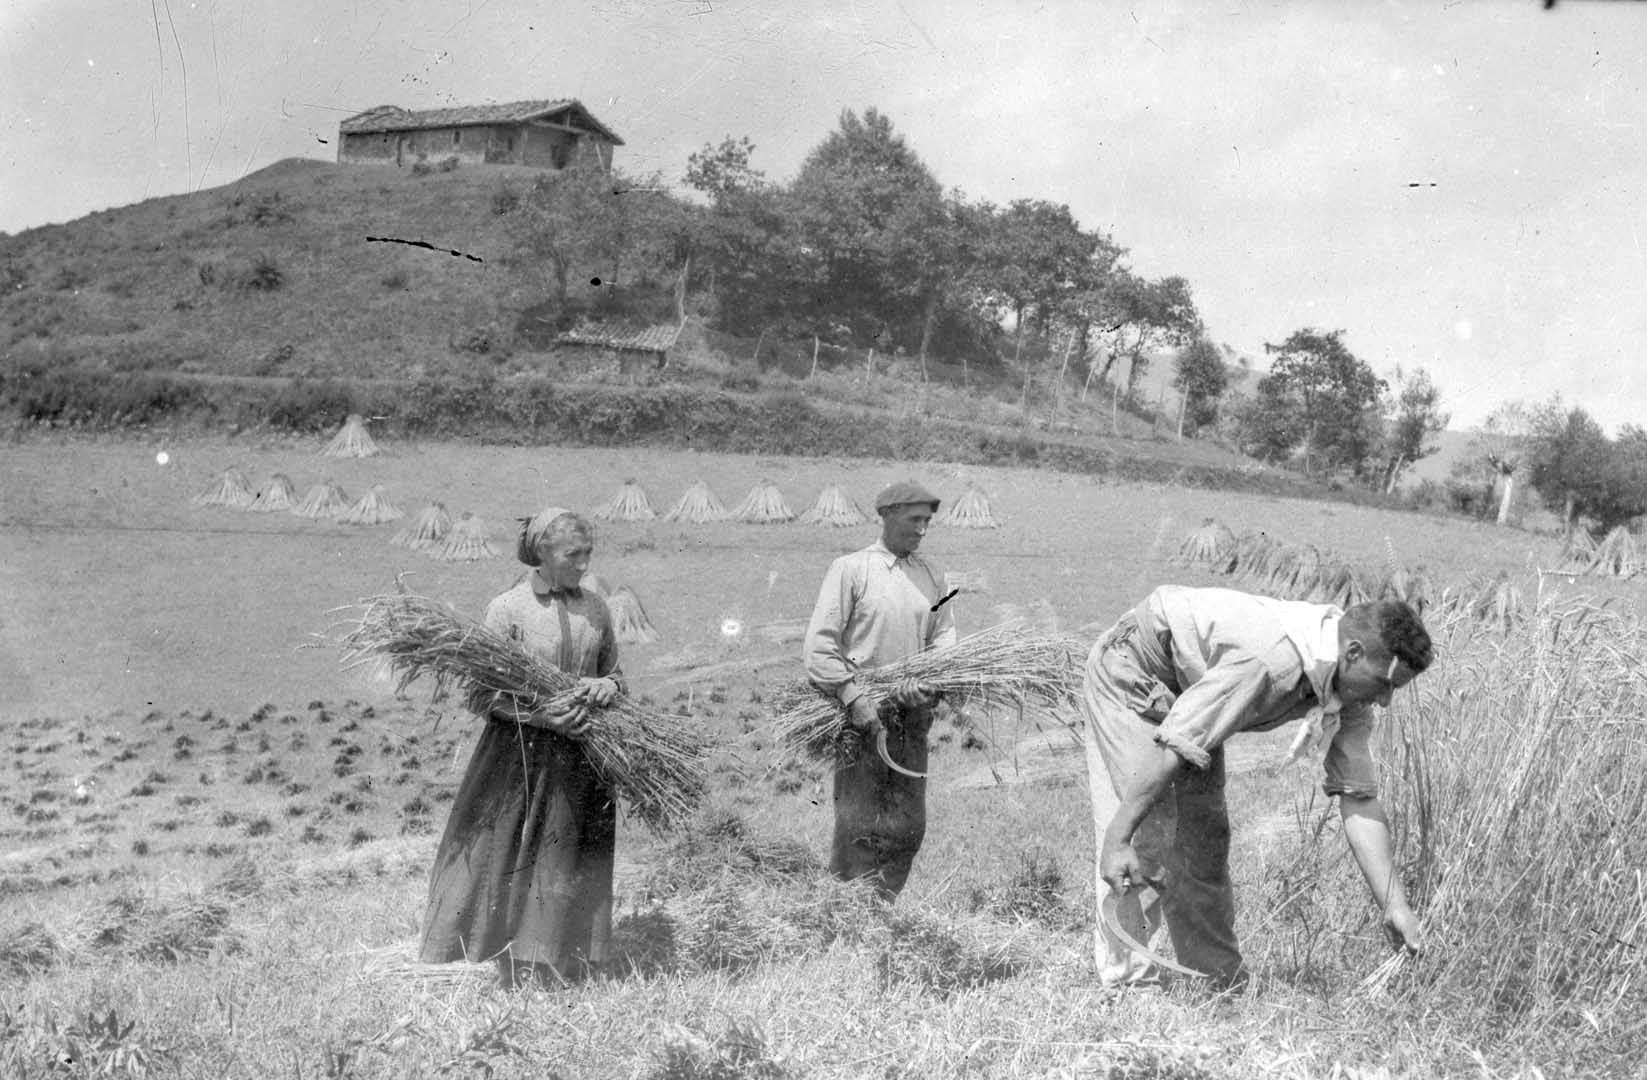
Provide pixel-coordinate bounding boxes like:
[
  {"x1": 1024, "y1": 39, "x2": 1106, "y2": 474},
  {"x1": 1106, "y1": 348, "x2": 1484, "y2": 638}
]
[
  {"x1": 1099, "y1": 828, "x2": 1153, "y2": 896},
  {"x1": 1383, "y1": 902, "x2": 1422, "y2": 954}
]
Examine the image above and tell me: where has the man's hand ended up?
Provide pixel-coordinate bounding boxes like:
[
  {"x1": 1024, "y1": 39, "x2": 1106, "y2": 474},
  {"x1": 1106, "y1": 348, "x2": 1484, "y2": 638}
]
[
  {"x1": 845, "y1": 694, "x2": 882, "y2": 733},
  {"x1": 1099, "y1": 829, "x2": 1152, "y2": 895},
  {"x1": 890, "y1": 677, "x2": 938, "y2": 710},
  {"x1": 1383, "y1": 902, "x2": 1422, "y2": 954}
]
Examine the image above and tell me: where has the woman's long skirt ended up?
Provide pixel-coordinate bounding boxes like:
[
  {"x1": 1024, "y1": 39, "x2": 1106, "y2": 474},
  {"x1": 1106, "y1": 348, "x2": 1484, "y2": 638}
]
[{"x1": 419, "y1": 720, "x2": 616, "y2": 976}]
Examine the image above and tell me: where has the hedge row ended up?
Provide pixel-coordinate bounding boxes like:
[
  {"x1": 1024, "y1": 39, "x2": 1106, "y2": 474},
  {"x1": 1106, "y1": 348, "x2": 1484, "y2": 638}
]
[{"x1": 0, "y1": 367, "x2": 1309, "y2": 496}]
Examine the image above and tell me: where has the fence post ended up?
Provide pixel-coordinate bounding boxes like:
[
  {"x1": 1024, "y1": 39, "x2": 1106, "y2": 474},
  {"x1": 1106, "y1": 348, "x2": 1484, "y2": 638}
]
[{"x1": 810, "y1": 336, "x2": 819, "y2": 379}]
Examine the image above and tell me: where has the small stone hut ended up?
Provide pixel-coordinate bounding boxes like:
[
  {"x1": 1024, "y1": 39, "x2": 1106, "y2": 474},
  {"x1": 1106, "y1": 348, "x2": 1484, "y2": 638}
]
[{"x1": 337, "y1": 99, "x2": 623, "y2": 170}]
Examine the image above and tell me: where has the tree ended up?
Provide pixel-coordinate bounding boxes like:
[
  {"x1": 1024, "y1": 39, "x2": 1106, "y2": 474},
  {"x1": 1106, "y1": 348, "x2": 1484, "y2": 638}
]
[
  {"x1": 516, "y1": 160, "x2": 624, "y2": 307},
  {"x1": 1171, "y1": 337, "x2": 1229, "y2": 439},
  {"x1": 1523, "y1": 402, "x2": 1647, "y2": 534},
  {"x1": 684, "y1": 135, "x2": 766, "y2": 202},
  {"x1": 1089, "y1": 272, "x2": 1201, "y2": 398},
  {"x1": 1379, "y1": 366, "x2": 1450, "y2": 493},
  {"x1": 1246, "y1": 328, "x2": 1384, "y2": 476},
  {"x1": 1527, "y1": 402, "x2": 1613, "y2": 531},
  {"x1": 788, "y1": 107, "x2": 945, "y2": 346},
  {"x1": 1472, "y1": 401, "x2": 1535, "y2": 526},
  {"x1": 976, "y1": 200, "x2": 1108, "y2": 357},
  {"x1": 680, "y1": 138, "x2": 804, "y2": 336}
]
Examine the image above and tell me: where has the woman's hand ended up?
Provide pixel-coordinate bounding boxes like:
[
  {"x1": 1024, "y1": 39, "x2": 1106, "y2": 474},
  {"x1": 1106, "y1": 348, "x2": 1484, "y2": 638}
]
[
  {"x1": 578, "y1": 676, "x2": 621, "y2": 708},
  {"x1": 533, "y1": 701, "x2": 592, "y2": 740}
]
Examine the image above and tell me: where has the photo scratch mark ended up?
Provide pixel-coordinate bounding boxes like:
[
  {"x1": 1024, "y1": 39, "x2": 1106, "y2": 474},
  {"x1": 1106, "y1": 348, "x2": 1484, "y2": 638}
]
[{"x1": 365, "y1": 237, "x2": 485, "y2": 263}]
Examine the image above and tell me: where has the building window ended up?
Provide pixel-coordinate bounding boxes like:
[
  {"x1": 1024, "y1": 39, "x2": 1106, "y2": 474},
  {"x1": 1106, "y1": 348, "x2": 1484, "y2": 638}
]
[
  {"x1": 453, "y1": 130, "x2": 462, "y2": 146},
  {"x1": 506, "y1": 134, "x2": 515, "y2": 153}
]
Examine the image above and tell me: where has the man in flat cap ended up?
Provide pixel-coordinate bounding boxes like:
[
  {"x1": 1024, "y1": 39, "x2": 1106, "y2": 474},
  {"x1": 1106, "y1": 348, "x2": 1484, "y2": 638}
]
[{"x1": 802, "y1": 479, "x2": 957, "y2": 898}]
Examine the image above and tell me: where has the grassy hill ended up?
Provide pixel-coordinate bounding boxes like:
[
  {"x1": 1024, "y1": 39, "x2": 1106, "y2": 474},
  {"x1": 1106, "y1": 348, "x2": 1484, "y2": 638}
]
[
  {"x1": 2, "y1": 156, "x2": 1368, "y2": 500},
  {"x1": 2, "y1": 157, "x2": 541, "y2": 381}
]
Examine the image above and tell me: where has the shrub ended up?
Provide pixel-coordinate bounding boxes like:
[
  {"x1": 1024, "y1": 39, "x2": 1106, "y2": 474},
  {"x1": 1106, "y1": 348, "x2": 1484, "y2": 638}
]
[
  {"x1": 871, "y1": 908, "x2": 1028, "y2": 996},
  {"x1": 410, "y1": 158, "x2": 433, "y2": 177},
  {"x1": 490, "y1": 183, "x2": 521, "y2": 215},
  {"x1": 262, "y1": 378, "x2": 357, "y2": 432},
  {"x1": 239, "y1": 251, "x2": 284, "y2": 292},
  {"x1": 652, "y1": 1018, "x2": 787, "y2": 1080},
  {"x1": 437, "y1": 155, "x2": 460, "y2": 172}
]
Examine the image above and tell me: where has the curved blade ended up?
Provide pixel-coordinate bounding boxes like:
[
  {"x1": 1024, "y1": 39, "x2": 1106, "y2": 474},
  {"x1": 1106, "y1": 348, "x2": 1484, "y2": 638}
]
[
  {"x1": 1099, "y1": 894, "x2": 1207, "y2": 979},
  {"x1": 876, "y1": 725, "x2": 928, "y2": 779}
]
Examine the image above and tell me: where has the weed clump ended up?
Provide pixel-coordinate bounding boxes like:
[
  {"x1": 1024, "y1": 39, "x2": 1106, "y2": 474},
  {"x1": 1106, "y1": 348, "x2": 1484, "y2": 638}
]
[
  {"x1": 652, "y1": 1018, "x2": 786, "y2": 1080},
  {"x1": 964, "y1": 848, "x2": 1086, "y2": 931},
  {"x1": 0, "y1": 920, "x2": 63, "y2": 978},
  {"x1": 871, "y1": 908, "x2": 1028, "y2": 996}
]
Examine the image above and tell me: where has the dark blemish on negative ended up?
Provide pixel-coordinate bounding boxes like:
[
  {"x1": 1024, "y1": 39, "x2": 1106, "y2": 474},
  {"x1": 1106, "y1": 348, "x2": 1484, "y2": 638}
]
[
  {"x1": 1406, "y1": 182, "x2": 1437, "y2": 188},
  {"x1": 365, "y1": 237, "x2": 484, "y2": 263}
]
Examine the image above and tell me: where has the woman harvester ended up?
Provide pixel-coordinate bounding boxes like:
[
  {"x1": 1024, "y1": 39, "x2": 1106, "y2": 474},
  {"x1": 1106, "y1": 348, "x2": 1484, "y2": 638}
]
[{"x1": 419, "y1": 506, "x2": 625, "y2": 989}]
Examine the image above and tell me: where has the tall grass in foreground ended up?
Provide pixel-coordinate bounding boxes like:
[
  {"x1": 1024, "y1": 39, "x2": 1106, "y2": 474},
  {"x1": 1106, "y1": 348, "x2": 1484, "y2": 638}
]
[{"x1": 1282, "y1": 595, "x2": 1647, "y2": 1068}]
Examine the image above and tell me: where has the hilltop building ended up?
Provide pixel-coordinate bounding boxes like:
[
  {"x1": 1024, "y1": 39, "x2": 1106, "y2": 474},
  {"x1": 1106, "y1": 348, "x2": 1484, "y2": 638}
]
[{"x1": 336, "y1": 99, "x2": 622, "y2": 170}]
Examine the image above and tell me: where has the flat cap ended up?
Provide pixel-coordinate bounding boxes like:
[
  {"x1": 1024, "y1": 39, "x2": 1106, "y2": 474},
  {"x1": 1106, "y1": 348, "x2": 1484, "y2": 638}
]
[{"x1": 874, "y1": 480, "x2": 941, "y2": 512}]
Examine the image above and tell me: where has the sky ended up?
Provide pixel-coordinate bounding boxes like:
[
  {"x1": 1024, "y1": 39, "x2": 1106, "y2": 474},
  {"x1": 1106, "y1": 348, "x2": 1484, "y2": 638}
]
[{"x1": 3, "y1": 0, "x2": 1645, "y2": 432}]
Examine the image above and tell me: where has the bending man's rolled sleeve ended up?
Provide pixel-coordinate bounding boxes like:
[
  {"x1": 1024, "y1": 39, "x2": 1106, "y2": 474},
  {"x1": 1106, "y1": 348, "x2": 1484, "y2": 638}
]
[
  {"x1": 1153, "y1": 656, "x2": 1272, "y2": 770},
  {"x1": 1323, "y1": 705, "x2": 1378, "y2": 798}
]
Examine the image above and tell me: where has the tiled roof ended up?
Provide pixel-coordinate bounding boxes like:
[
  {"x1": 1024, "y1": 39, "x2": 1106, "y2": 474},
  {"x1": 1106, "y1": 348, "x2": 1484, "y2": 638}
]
[
  {"x1": 338, "y1": 99, "x2": 623, "y2": 143},
  {"x1": 558, "y1": 322, "x2": 684, "y2": 354}
]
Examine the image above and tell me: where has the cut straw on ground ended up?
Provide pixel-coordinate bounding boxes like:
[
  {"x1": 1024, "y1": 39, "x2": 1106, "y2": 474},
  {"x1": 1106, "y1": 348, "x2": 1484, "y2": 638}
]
[
  {"x1": 767, "y1": 623, "x2": 1082, "y2": 764},
  {"x1": 336, "y1": 592, "x2": 707, "y2": 834}
]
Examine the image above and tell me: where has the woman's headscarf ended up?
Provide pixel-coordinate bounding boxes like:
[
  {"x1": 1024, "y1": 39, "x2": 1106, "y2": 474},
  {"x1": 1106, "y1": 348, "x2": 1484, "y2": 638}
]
[{"x1": 516, "y1": 506, "x2": 573, "y2": 566}]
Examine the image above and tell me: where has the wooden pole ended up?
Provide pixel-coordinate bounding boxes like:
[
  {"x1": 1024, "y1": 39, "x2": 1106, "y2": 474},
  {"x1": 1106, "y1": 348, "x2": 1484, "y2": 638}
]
[
  {"x1": 866, "y1": 347, "x2": 874, "y2": 375},
  {"x1": 1176, "y1": 392, "x2": 1187, "y2": 442},
  {"x1": 752, "y1": 327, "x2": 767, "y2": 368},
  {"x1": 810, "y1": 336, "x2": 820, "y2": 379}
]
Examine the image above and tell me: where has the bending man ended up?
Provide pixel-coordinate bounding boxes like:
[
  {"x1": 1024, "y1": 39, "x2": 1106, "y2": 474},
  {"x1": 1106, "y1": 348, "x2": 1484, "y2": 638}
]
[
  {"x1": 803, "y1": 480, "x2": 958, "y2": 899},
  {"x1": 1082, "y1": 585, "x2": 1433, "y2": 990}
]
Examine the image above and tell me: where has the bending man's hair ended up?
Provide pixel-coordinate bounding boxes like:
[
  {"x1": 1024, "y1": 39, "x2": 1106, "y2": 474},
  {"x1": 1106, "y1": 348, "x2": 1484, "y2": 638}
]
[{"x1": 1341, "y1": 599, "x2": 1434, "y2": 673}]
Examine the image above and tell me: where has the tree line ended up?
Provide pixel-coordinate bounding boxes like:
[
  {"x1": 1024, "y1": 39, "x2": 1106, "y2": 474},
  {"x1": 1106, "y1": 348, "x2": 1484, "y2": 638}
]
[{"x1": 508, "y1": 106, "x2": 1466, "y2": 493}]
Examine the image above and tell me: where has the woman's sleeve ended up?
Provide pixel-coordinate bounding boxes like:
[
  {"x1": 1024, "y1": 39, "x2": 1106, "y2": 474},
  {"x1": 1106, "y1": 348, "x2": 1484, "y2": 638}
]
[{"x1": 468, "y1": 594, "x2": 515, "y2": 719}]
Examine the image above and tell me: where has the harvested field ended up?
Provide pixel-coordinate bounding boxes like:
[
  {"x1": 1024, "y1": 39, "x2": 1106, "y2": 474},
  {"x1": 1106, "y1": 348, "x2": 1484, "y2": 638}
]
[{"x1": 3, "y1": 432, "x2": 1640, "y2": 1079}]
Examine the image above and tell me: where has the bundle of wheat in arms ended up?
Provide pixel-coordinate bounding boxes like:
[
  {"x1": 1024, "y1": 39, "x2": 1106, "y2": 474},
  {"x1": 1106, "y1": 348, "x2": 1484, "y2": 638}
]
[
  {"x1": 769, "y1": 623, "x2": 1083, "y2": 764},
  {"x1": 338, "y1": 593, "x2": 706, "y2": 835}
]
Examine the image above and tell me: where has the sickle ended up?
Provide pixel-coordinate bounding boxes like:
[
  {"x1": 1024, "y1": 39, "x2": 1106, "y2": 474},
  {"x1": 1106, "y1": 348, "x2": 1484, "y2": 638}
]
[
  {"x1": 1099, "y1": 894, "x2": 1208, "y2": 979},
  {"x1": 875, "y1": 725, "x2": 928, "y2": 779}
]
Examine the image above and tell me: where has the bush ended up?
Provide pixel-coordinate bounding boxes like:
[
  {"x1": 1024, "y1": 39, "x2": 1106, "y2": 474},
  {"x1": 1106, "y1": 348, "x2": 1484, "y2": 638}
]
[
  {"x1": 437, "y1": 155, "x2": 460, "y2": 173},
  {"x1": 490, "y1": 183, "x2": 521, "y2": 216},
  {"x1": 263, "y1": 379, "x2": 357, "y2": 432},
  {"x1": 410, "y1": 158, "x2": 433, "y2": 177},
  {"x1": 240, "y1": 252, "x2": 284, "y2": 292}
]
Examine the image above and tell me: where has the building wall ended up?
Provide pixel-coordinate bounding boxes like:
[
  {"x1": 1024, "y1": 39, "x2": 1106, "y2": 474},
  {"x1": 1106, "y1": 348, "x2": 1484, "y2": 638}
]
[
  {"x1": 338, "y1": 131, "x2": 398, "y2": 163},
  {"x1": 339, "y1": 122, "x2": 612, "y2": 169}
]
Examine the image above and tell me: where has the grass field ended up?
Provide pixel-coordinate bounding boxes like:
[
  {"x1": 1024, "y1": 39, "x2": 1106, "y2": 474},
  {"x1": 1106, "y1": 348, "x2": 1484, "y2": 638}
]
[{"x1": 3, "y1": 432, "x2": 1641, "y2": 1078}]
